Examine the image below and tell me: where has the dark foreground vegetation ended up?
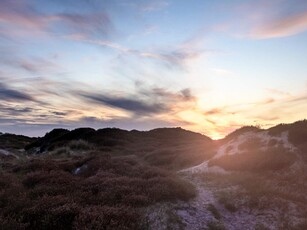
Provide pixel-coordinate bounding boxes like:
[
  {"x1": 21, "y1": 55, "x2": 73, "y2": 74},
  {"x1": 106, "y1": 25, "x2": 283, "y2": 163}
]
[
  {"x1": 208, "y1": 145, "x2": 296, "y2": 171},
  {"x1": 1, "y1": 120, "x2": 307, "y2": 229},
  {"x1": 200, "y1": 169, "x2": 307, "y2": 229},
  {"x1": 0, "y1": 152, "x2": 195, "y2": 229}
]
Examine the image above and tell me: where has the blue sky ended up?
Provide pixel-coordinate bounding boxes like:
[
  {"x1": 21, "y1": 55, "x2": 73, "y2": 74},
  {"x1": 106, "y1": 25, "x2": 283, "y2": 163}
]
[{"x1": 0, "y1": 0, "x2": 307, "y2": 138}]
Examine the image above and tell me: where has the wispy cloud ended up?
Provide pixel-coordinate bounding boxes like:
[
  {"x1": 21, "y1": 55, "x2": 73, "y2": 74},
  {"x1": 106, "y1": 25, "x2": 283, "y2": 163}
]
[
  {"x1": 69, "y1": 35, "x2": 209, "y2": 70},
  {"x1": 250, "y1": 10, "x2": 307, "y2": 39},
  {"x1": 121, "y1": 0, "x2": 170, "y2": 13},
  {"x1": 18, "y1": 57, "x2": 60, "y2": 74},
  {"x1": 0, "y1": 0, "x2": 112, "y2": 39},
  {"x1": 80, "y1": 86, "x2": 196, "y2": 116},
  {"x1": 49, "y1": 12, "x2": 112, "y2": 38},
  {"x1": 139, "y1": 1, "x2": 170, "y2": 12},
  {"x1": 265, "y1": 88, "x2": 292, "y2": 97},
  {"x1": 204, "y1": 108, "x2": 224, "y2": 116},
  {"x1": 82, "y1": 93, "x2": 166, "y2": 115},
  {"x1": 215, "y1": 0, "x2": 307, "y2": 39},
  {"x1": 0, "y1": 83, "x2": 34, "y2": 102}
]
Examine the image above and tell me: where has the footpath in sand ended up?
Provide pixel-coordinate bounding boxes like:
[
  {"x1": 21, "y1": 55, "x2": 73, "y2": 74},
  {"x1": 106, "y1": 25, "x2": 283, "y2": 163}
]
[{"x1": 144, "y1": 164, "x2": 282, "y2": 230}]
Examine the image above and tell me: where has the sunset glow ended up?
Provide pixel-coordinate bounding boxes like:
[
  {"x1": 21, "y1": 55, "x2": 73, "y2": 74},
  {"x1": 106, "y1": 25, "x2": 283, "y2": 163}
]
[{"x1": 0, "y1": 0, "x2": 307, "y2": 138}]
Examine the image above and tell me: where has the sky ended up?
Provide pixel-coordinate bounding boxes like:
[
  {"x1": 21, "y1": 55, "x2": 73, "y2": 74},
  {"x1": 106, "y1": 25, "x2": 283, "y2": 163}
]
[{"x1": 0, "y1": 0, "x2": 307, "y2": 139}]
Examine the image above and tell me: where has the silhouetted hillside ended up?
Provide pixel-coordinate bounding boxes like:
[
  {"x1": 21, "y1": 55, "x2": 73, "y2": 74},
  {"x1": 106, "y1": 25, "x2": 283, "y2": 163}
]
[
  {"x1": 0, "y1": 133, "x2": 36, "y2": 150},
  {"x1": 208, "y1": 120, "x2": 307, "y2": 172},
  {"x1": 220, "y1": 126, "x2": 262, "y2": 144},
  {"x1": 24, "y1": 127, "x2": 214, "y2": 170}
]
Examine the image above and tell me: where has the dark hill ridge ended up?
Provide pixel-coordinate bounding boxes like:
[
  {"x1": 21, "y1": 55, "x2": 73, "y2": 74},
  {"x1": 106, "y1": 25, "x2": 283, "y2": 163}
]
[
  {"x1": 268, "y1": 120, "x2": 307, "y2": 145},
  {"x1": 223, "y1": 126, "x2": 262, "y2": 141},
  {"x1": 0, "y1": 133, "x2": 36, "y2": 150},
  {"x1": 25, "y1": 127, "x2": 212, "y2": 153},
  {"x1": 2, "y1": 119, "x2": 307, "y2": 170},
  {"x1": 13, "y1": 119, "x2": 307, "y2": 153},
  {"x1": 208, "y1": 119, "x2": 307, "y2": 172},
  {"x1": 217, "y1": 119, "x2": 307, "y2": 146},
  {"x1": 23, "y1": 127, "x2": 214, "y2": 170}
]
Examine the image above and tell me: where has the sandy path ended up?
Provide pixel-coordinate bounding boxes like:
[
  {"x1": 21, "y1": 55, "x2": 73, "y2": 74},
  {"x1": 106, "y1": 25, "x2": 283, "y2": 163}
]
[{"x1": 144, "y1": 170, "x2": 283, "y2": 230}]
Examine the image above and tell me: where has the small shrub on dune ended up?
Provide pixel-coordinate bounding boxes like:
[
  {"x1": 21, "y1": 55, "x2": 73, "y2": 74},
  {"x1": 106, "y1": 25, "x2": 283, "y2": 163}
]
[
  {"x1": 12, "y1": 159, "x2": 60, "y2": 173},
  {"x1": 49, "y1": 147, "x2": 71, "y2": 156},
  {"x1": 144, "y1": 146, "x2": 214, "y2": 170},
  {"x1": 0, "y1": 153, "x2": 196, "y2": 229},
  {"x1": 238, "y1": 137, "x2": 262, "y2": 151},
  {"x1": 207, "y1": 203, "x2": 221, "y2": 220},
  {"x1": 146, "y1": 177, "x2": 196, "y2": 202},
  {"x1": 0, "y1": 216, "x2": 29, "y2": 230},
  {"x1": 208, "y1": 146, "x2": 296, "y2": 172},
  {"x1": 73, "y1": 206, "x2": 139, "y2": 230},
  {"x1": 67, "y1": 140, "x2": 94, "y2": 151},
  {"x1": 21, "y1": 196, "x2": 78, "y2": 229},
  {"x1": 207, "y1": 220, "x2": 226, "y2": 230}
]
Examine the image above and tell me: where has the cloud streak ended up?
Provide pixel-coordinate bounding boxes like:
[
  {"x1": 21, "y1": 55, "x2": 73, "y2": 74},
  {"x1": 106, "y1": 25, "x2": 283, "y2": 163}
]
[
  {"x1": 121, "y1": 0, "x2": 170, "y2": 13},
  {"x1": 0, "y1": 83, "x2": 34, "y2": 101},
  {"x1": 251, "y1": 10, "x2": 307, "y2": 39},
  {"x1": 0, "y1": 0, "x2": 112, "y2": 39},
  {"x1": 82, "y1": 93, "x2": 166, "y2": 115},
  {"x1": 70, "y1": 35, "x2": 207, "y2": 70},
  {"x1": 80, "y1": 86, "x2": 196, "y2": 116}
]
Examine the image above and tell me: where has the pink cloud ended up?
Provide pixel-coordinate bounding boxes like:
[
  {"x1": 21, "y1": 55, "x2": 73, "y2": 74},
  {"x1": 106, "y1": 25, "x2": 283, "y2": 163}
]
[
  {"x1": 251, "y1": 11, "x2": 307, "y2": 39},
  {"x1": 0, "y1": 0, "x2": 112, "y2": 38}
]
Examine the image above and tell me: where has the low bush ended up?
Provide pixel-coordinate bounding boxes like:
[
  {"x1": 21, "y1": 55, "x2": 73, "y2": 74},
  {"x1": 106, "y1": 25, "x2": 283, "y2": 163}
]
[
  {"x1": 208, "y1": 146, "x2": 296, "y2": 172},
  {"x1": 67, "y1": 140, "x2": 94, "y2": 151},
  {"x1": 238, "y1": 137, "x2": 262, "y2": 151},
  {"x1": 207, "y1": 204, "x2": 221, "y2": 220},
  {"x1": 207, "y1": 220, "x2": 226, "y2": 230},
  {"x1": 201, "y1": 171, "x2": 307, "y2": 212},
  {"x1": 216, "y1": 191, "x2": 238, "y2": 212},
  {"x1": 0, "y1": 153, "x2": 196, "y2": 229}
]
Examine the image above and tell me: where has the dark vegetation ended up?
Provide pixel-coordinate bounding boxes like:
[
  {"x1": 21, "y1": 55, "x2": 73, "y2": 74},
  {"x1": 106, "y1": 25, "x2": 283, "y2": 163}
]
[
  {"x1": 208, "y1": 145, "x2": 296, "y2": 171},
  {"x1": 207, "y1": 204, "x2": 221, "y2": 220},
  {"x1": 268, "y1": 119, "x2": 307, "y2": 162},
  {"x1": 0, "y1": 120, "x2": 307, "y2": 229},
  {"x1": 218, "y1": 126, "x2": 262, "y2": 144},
  {"x1": 0, "y1": 133, "x2": 36, "y2": 150},
  {"x1": 0, "y1": 152, "x2": 195, "y2": 229},
  {"x1": 25, "y1": 127, "x2": 215, "y2": 170},
  {"x1": 206, "y1": 220, "x2": 226, "y2": 230},
  {"x1": 202, "y1": 170, "x2": 307, "y2": 229}
]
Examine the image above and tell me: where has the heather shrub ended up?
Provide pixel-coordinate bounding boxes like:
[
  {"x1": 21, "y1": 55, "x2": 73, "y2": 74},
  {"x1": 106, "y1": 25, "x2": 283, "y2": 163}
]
[
  {"x1": 288, "y1": 121, "x2": 307, "y2": 145},
  {"x1": 208, "y1": 146, "x2": 296, "y2": 171},
  {"x1": 0, "y1": 216, "x2": 29, "y2": 230},
  {"x1": 0, "y1": 153, "x2": 195, "y2": 229},
  {"x1": 49, "y1": 147, "x2": 71, "y2": 156},
  {"x1": 143, "y1": 144, "x2": 215, "y2": 170},
  {"x1": 67, "y1": 140, "x2": 94, "y2": 151},
  {"x1": 238, "y1": 137, "x2": 262, "y2": 151},
  {"x1": 202, "y1": 171, "x2": 307, "y2": 212},
  {"x1": 73, "y1": 206, "x2": 139, "y2": 230},
  {"x1": 207, "y1": 203, "x2": 221, "y2": 219},
  {"x1": 207, "y1": 220, "x2": 226, "y2": 230}
]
